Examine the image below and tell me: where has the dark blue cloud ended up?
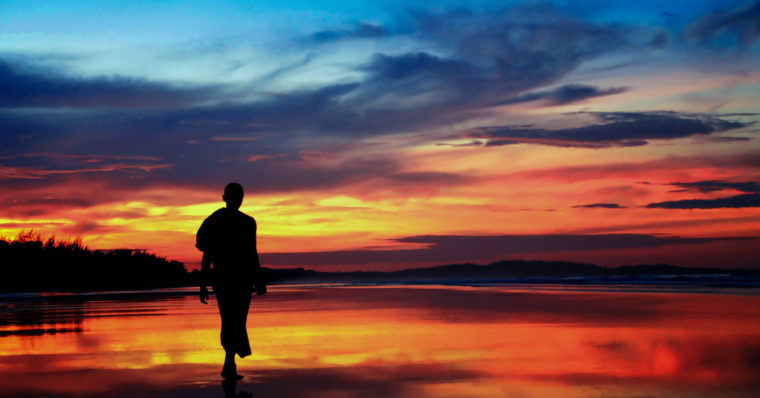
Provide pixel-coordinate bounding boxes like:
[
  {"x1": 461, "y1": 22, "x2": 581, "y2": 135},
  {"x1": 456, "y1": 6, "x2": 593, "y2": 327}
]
[
  {"x1": 707, "y1": 136, "x2": 753, "y2": 142},
  {"x1": 471, "y1": 112, "x2": 749, "y2": 148},
  {"x1": 573, "y1": 203, "x2": 628, "y2": 209},
  {"x1": 494, "y1": 84, "x2": 627, "y2": 106},
  {"x1": 387, "y1": 171, "x2": 470, "y2": 185},
  {"x1": 646, "y1": 193, "x2": 760, "y2": 209},
  {"x1": 2, "y1": 109, "x2": 746, "y2": 197},
  {"x1": 0, "y1": 4, "x2": 748, "y2": 199},
  {"x1": 352, "y1": 7, "x2": 655, "y2": 111},
  {"x1": 0, "y1": 79, "x2": 415, "y2": 198},
  {"x1": 0, "y1": 5, "x2": 667, "y2": 137},
  {"x1": 669, "y1": 180, "x2": 760, "y2": 193},
  {"x1": 362, "y1": 51, "x2": 471, "y2": 83},
  {"x1": 0, "y1": 59, "x2": 214, "y2": 109},
  {"x1": 646, "y1": 180, "x2": 760, "y2": 209},
  {"x1": 311, "y1": 22, "x2": 386, "y2": 42},
  {"x1": 686, "y1": 1, "x2": 760, "y2": 48}
]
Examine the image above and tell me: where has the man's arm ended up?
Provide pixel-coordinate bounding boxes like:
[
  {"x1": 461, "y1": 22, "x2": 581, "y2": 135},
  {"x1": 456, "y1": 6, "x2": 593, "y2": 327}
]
[
  {"x1": 251, "y1": 219, "x2": 266, "y2": 295},
  {"x1": 199, "y1": 252, "x2": 211, "y2": 304},
  {"x1": 196, "y1": 214, "x2": 214, "y2": 304},
  {"x1": 253, "y1": 251, "x2": 266, "y2": 295}
]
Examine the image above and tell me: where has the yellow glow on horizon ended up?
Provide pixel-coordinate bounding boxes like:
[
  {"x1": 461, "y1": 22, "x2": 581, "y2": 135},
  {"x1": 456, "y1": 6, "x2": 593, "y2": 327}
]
[
  {"x1": 178, "y1": 203, "x2": 225, "y2": 217},
  {"x1": 314, "y1": 195, "x2": 372, "y2": 208},
  {"x1": 0, "y1": 218, "x2": 75, "y2": 241},
  {"x1": 0, "y1": 218, "x2": 74, "y2": 226}
]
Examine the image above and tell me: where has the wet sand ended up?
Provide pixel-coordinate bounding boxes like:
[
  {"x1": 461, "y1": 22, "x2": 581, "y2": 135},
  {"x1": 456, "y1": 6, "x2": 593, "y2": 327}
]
[{"x1": 1, "y1": 285, "x2": 759, "y2": 397}]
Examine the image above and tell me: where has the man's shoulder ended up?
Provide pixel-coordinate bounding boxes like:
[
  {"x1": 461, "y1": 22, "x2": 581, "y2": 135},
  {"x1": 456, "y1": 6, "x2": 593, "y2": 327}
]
[
  {"x1": 237, "y1": 211, "x2": 256, "y2": 225},
  {"x1": 196, "y1": 208, "x2": 226, "y2": 250},
  {"x1": 199, "y1": 209, "x2": 228, "y2": 230},
  {"x1": 202, "y1": 208, "x2": 255, "y2": 227},
  {"x1": 202, "y1": 208, "x2": 227, "y2": 222}
]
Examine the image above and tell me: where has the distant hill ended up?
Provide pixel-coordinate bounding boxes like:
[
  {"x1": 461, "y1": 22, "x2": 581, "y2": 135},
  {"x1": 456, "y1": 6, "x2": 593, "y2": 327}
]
[{"x1": 263, "y1": 260, "x2": 760, "y2": 284}]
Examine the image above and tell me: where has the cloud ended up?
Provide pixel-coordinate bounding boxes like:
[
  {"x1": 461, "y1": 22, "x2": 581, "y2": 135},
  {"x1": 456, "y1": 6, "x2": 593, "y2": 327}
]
[
  {"x1": 685, "y1": 1, "x2": 760, "y2": 48},
  {"x1": 0, "y1": 162, "x2": 173, "y2": 180},
  {"x1": 245, "y1": 154, "x2": 285, "y2": 163},
  {"x1": 351, "y1": 7, "x2": 653, "y2": 113},
  {"x1": 394, "y1": 233, "x2": 741, "y2": 253},
  {"x1": 61, "y1": 221, "x2": 110, "y2": 235},
  {"x1": 647, "y1": 179, "x2": 760, "y2": 209},
  {"x1": 507, "y1": 151, "x2": 760, "y2": 183},
  {"x1": 0, "y1": 5, "x2": 747, "y2": 199},
  {"x1": 706, "y1": 136, "x2": 753, "y2": 142},
  {"x1": 470, "y1": 112, "x2": 750, "y2": 148},
  {"x1": 668, "y1": 180, "x2": 760, "y2": 193},
  {"x1": 494, "y1": 84, "x2": 627, "y2": 106},
  {"x1": 311, "y1": 22, "x2": 387, "y2": 42},
  {"x1": 573, "y1": 203, "x2": 628, "y2": 209},
  {"x1": 210, "y1": 134, "x2": 265, "y2": 142},
  {"x1": 261, "y1": 233, "x2": 748, "y2": 267},
  {"x1": 0, "y1": 150, "x2": 399, "y2": 197},
  {"x1": 436, "y1": 140, "x2": 484, "y2": 147},
  {"x1": 646, "y1": 193, "x2": 760, "y2": 209},
  {"x1": 0, "y1": 6, "x2": 666, "y2": 132},
  {"x1": 0, "y1": 80, "x2": 403, "y2": 193},
  {"x1": 359, "y1": 51, "x2": 471, "y2": 93},
  {"x1": 0, "y1": 58, "x2": 215, "y2": 109},
  {"x1": 6, "y1": 3, "x2": 648, "y2": 133},
  {"x1": 0, "y1": 196, "x2": 93, "y2": 209},
  {"x1": 386, "y1": 172, "x2": 471, "y2": 185}
]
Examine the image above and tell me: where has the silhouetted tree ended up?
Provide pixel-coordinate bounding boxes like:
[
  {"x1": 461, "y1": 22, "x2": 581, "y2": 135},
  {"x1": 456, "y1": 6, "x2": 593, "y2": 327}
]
[{"x1": 0, "y1": 231, "x2": 190, "y2": 292}]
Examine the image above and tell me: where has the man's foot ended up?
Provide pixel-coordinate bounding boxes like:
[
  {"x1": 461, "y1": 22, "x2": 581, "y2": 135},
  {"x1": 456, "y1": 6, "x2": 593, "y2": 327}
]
[
  {"x1": 222, "y1": 373, "x2": 245, "y2": 381},
  {"x1": 221, "y1": 370, "x2": 244, "y2": 380},
  {"x1": 222, "y1": 351, "x2": 239, "y2": 380}
]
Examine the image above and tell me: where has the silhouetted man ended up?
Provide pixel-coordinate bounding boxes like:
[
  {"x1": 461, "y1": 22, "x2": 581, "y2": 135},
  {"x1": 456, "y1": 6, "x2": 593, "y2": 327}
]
[{"x1": 196, "y1": 182, "x2": 266, "y2": 380}]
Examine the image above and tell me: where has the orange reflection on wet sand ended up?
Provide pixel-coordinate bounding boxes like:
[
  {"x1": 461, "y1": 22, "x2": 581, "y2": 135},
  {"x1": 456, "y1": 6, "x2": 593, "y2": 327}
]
[{"x1": 1, "y1": 285, "x2": 759, "y2": 397}]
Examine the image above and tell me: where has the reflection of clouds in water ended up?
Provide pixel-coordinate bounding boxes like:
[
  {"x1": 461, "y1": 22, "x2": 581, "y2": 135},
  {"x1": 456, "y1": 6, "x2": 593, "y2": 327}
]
[
  {"x1": 1, "y1": 286, "x2": 760, "y2": 397},
  {"x1": 0, "y1": 290, "x2": 185, "y2": 328},
  {"x1": 585, "y1": 338, "x2": 760, "y2": 387},
  {"x1": 262, "y1": 287, "x2": 669, "y2": 325},
  {"x1": 1, "y1": 286, "x2": 670, "y2": 329},
  {"x1": 0, "y1": 362, "x2": 484, "y2": 398},
  {"x1": 0, "y1": 326, "x2": 82, "y2": 337},
  {"x1": 0, "y1": 299, "x2": 86, "y2": 328},
  {"x1": 1, "y1": 354, "x2": 759, "y2": 397},
  {"x1": 247, "y1": 364, "x2": 484, "y2": 397}
]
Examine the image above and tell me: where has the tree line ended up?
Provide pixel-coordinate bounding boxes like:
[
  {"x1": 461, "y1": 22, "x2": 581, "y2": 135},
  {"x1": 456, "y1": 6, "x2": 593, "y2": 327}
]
[{"x1": 0, "y1": 231, "x2": 192, "y2": 292}]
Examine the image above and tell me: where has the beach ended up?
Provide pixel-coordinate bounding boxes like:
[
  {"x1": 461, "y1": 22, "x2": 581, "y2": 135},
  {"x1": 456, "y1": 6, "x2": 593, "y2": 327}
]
[{"x1": 1, "y1": 284, "x2": 759, "y2": 397}]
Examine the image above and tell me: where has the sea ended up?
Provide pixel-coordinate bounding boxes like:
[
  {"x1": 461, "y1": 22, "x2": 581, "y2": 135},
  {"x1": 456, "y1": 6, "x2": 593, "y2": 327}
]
[{"x1": 1, "y1": 283, "x2": 759, "y2": 397}]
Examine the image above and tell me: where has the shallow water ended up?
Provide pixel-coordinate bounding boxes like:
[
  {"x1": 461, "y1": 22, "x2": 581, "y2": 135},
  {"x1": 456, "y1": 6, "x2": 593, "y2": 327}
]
[{"x1": 1, "y1": 285, "x2": 759, "y2": 397}]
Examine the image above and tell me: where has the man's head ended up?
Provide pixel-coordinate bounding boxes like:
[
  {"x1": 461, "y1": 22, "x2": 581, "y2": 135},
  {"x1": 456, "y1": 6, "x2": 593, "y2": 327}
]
[{"x1": 223, "y1": 182, "x2": 244, "y2": 210}]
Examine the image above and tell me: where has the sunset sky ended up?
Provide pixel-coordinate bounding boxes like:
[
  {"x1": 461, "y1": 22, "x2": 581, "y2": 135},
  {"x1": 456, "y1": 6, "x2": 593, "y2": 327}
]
[{"x1": 1, "y1": 0, "x2": 759, "y2": 270}]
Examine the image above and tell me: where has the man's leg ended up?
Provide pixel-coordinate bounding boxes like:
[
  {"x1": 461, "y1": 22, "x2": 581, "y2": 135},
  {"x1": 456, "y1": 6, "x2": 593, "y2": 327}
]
[
  {"x1": 217, "y1": 289, "x2": 238, "y2": 378},
  {"x1": 222, "y1": 349, "x2": 238, "y2": 378},
  {"x1": 217, "y1": 288, "x2": 249, "y2": 379}
]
